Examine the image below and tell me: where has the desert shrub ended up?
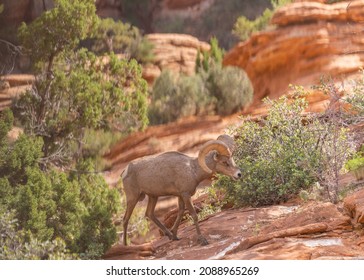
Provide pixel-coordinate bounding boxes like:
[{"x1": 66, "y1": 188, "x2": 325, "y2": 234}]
[
  {"x1": 16, "y1": 0, "x2": 149, "y2": 167},
  {"x1": 347, "y1": 74, "x2": 364, "y2": 116},
  {"x1": 345, "y1": 145, "x2": 364, "y2": 180},
  {"x1": 196, "y1": 37, "x2": 223, "y2": 73},
  {"x1": 215, "y1": 91, "x2": 356, "y2": 206},
  {"x1": 205, "y1": 65, "x2": 253, "y2": 116},
  {"x1": 89, "y1": 18, "x2": 154, "y2": 64},
  {"x1": 346, "y1": 156, "x2": 364, "y2": 172},
  {"x1": 215, "y1": 96, "x2": 321, "y2": 206},
  {"x1": 233, "y1": 8, "x2": 273, "y2": 41},
  {"x1": 0, "y1": 109, "x2": 121, "y2": 259},
  {"x1": 149, "y1": 37, "x2": 253, "y2": 125},
  {"x1": 148, "y1": 65, "x2": 253, "y2": 124},
  {"x1": 0, "y1": 211, "x2": 75, "y2": 260},
  {"x1": 148, "y1": 70, "x2": 211, "y2": 124},
  {"x1": 233, "y1": 0, "x2": 292, "y2": 41}
]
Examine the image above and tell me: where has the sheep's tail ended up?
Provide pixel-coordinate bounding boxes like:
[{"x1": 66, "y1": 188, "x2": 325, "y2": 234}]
[{"x1": 121, "y1": 164, "x2": 130, "y2": 180}]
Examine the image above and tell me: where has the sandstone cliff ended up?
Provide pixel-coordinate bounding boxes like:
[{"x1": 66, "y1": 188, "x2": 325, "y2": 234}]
[{"x1": 223, "y1": 0, "x2": 364, "y2": 107}]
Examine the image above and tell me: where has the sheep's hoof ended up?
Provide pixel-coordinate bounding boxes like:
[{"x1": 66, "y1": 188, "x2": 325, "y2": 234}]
[
  {"x1": 172, "y1": 235, "x2": 180, "y2": 241},
  {"x1": 198, "y1": 236, "x2": 208, "y2": 246}
]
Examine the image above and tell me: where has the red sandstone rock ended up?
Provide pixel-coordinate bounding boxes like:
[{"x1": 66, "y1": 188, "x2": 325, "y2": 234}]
[
  {"x1": 344, "y1": 188, "x2": 364, "y2": 224},
  {"x1": 223, "y1": 0, "x2": 364, "y2": 107},
  {"x1": 144, "y1": 33, "x2": 210, "y2": 83}
]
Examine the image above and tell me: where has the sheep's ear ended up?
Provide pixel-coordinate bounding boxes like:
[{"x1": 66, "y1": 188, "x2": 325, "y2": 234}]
[{"x1": 213, "y1": 152, "x2": 219, "y2": 162}]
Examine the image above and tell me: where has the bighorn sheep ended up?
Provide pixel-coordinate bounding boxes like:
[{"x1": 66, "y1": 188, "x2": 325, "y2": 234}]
[{"x1": 121, "y1": 135, "x2": 241, "y2": 246}]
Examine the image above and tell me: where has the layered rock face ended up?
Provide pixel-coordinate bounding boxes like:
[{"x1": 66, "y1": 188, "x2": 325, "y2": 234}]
[
  {"x1": 142, "y1": 33, "x2": 210, "y2": 83},
  {"x1": 223, "y1": 0, "x2": 364, "y2": 106}
]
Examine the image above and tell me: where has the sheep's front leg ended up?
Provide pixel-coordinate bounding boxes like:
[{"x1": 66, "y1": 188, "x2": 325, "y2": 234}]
[
  {"x1": 170, "y1": 197, "x2": 185, "y2": 240},
  {"x1": 182, "y1": 193, "x2": 208, "y2": 246}
]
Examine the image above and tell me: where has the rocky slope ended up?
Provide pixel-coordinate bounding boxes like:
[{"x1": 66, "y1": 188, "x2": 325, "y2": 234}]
[
  {"x1": 105, "y1": 186, "x2": 364, "y2": 260},
  {"x1": 223, "y1": 0, "x2": 364, "y2": 106}
]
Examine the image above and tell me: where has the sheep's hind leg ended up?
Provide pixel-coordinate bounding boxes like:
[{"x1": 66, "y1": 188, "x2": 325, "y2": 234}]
[
  {"x1": 145, "y1": 195, "x2": 175, "y2": 240},
  {"x1": 170, "y1": 197, "x2": 185, "y2": 240},
  {"x1": 123, "y1": 195, "x2": 139, "y2": 246}
]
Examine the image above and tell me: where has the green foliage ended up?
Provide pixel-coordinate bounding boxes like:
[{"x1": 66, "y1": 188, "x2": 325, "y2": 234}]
[
  {"x1": 346, "y1": 157, "x2": 364, "y2": 172},
  {"x1": 148, "y1": 70, "x2": 211, "y2": 124},
  {"x1": 196, "y1": 37, "x2": 223, "y2": 73},
  {"x1": 233, "y1": 8, "x2": 273, "y2": 41},
  {"x1": 215, "y1": 91, "x2": 356, "y2": 206},
  {"x1": 0, "y1": 211, "x2": 76, "y2": 260},
  {"x1": 18, "y1": 0, "x2": 99, "y2": 68},
  {"x1": 90, "y1": 18, "x2": 154, "y2": 64},
  {"x1": 81, "y1": 128, "x2": 124, "y2": 168},
  {"x1": 148, "y1": 64, "x2": 253, "y2": 125},
  {"x1": 150, "y1": 38, "x2": 253, "y2": 124},
  {"x1": 205, "y1": 65, "x2": 253, "y2": 116},
  {"x1": 233, "y1": 0, "x2": 292, "y2": 41},
  {"x1": 347, "y1": 73, "x2": 364, "y2": 116},
  {"x1": 346, "y1": 146, "x2": 364, "y2": 171},
  {"x1": 215, "y1": 96, "x2": 321, "y2": 206},
  {"x1": 16, "y1": 1, "x2": 149, "y2": 166},
  {"x1": 0, "y1": 110, "x2": 121, "y2": 259},
  {"x1": 271, "y1": 0, "x2": 293, "y2": 9}
]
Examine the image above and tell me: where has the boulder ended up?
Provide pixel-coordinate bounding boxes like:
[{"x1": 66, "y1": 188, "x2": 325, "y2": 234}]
[
  {"x1": 344, "y1": 188, "x2": 364, "y2": 224},
  {"x1": 144, "y1": 33, "x2": 210, "y2": 83}
]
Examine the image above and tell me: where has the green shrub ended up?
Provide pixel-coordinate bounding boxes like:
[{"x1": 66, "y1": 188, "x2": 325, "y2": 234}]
[
  {"x1": 149, "y1": 39, "x2": 253, "y2": 124},
  {"x1": 0, "y1": 109, "x2": 121, "y2": 259},
  {"x1": 233, "y1": 0, "x2": 292, "y2": 41},
  {"x1": 214, "y1": 94, "x2": 355, "y2": 206},
  {"x1": 214, "y1": 97, "x2": 320, "y2": 206},
  {"x1": 0, "y1": 210, "x2": 76, "y2": 260},
  {"x1": 196, "y1": 37, "x2": 224, "y2": 73},
  {"x1": 346, "y1": 157, "x2": 364, "y2": 172},
  {"x1": 345, "y1": 145, "x2": 364, "y2": 180},
  {"x1": 206, "y1": 65, "x2": 253, "y2": 115},
  {"x1": 148, "y1": 70, "x2": 211, "y2": 124},
  {"x1": 233, "y1": 8, "x2": 273, "y2": 41},
  {"x1": 90, "y1": 18, "x2": 154, "y2": 63},
  {"x1": 16, "y1": 0, "x2": 149, "y2": 167}
]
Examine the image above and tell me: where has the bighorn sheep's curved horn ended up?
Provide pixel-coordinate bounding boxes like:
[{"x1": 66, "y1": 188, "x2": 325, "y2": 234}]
[
  {"x1": 198, "y1": 140, "x2": 232, "y2": 173},
  {"x1": 217, "y1": 134, "x2": 236, "y2": 153}
]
